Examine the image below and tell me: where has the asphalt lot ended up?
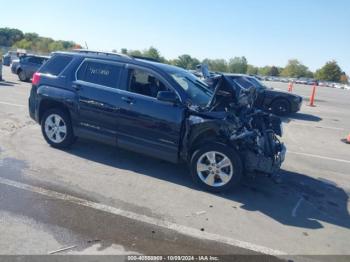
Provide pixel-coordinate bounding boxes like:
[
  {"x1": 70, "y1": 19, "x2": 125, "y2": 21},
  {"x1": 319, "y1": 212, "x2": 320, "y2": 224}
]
[{"x1": 0, "y1": 67, "x2": 349, "y2": 259}]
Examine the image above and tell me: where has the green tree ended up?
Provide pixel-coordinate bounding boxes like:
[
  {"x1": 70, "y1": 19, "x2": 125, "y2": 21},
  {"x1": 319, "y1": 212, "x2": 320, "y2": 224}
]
[
  {"x1": 174, "y1": 54, "x2": 200, "y2": 69},
  {"x1": 315, "y1": 61, "x2": 343, "y2": 82},
  {"x1": 202, "y1": 59, "x2": 228, "y2": 72},
  {"x1": 0, "y1": 28, "x2": 24, "y2": 46},
  {"x1": 142, "y1": 46, "x2": 166, "y2": 62},
  {"x1": 228, "y1": 56, "x2": 248, "y2": 74},
  {"x1": 24, "y1": 32, "x2": 39, "y2": 42},
  {"x1": 270, "y1": 66, "x2": 279, "y2": 76},
  {"x1": 120, "y1": 48, "x2": 128, "y2": 54},
  {"x1": 247, "y1": 65, "x2": 258, "y2": 75},
  {"x1": 1, "y1": 27, "x2": 80, "y2": 54},
  {"x1": 280, "y1": 59, "x2": 310, "y2": 78},
  {"x1": 48, "y1": 41, "x2": 64, "y2": 52},
  {"x1": 258, "y1": 66, "x2": 271, "y2": 76},
  {"x1": 128, "y1": 50, "x2": 143, "y2": 56},
  {"x1": 12, "y1": 39, "x2": 32, "y2": 50}
]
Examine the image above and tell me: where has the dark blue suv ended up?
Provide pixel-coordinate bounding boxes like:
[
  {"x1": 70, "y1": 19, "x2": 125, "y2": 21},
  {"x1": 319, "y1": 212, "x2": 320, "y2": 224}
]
[{"x1": 29, "y1": 50, "x2": 286, "y2": 192}]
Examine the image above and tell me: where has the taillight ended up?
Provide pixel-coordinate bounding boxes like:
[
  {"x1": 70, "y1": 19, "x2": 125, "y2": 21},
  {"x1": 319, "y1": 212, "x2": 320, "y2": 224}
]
[{"x1": 32, "y1": 72, "x2": 41, "y2": 85}]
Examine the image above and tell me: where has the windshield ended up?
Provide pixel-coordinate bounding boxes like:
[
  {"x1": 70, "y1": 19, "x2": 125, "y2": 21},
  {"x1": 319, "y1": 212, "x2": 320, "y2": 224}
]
[
  {"x1": 246, "y1": 77, "x2": 267, "y2": 89},
  {"x1": 167, "y1": 69, "x2": 213, "y2": 106}
]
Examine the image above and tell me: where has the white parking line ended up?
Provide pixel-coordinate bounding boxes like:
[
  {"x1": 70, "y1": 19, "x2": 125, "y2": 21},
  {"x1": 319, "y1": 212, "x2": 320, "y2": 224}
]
[
  {"x1": 289, "y1": 122, "x2": 344, "y2": 131},
  {"x1": 0, "y1": 176, "x2": 286, "y2": 256},
  {"x1": 0, "y1": 101, "x2": 26, "y2": 108},
  {"x1": 288, "y1": 151, "x2": 350, "y2": 164}
]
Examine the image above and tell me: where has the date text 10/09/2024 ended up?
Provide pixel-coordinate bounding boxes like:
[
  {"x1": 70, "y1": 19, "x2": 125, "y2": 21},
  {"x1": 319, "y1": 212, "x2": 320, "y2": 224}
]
[{"x1": 127, "y1": 256, "x2": 220, "y2": 261}]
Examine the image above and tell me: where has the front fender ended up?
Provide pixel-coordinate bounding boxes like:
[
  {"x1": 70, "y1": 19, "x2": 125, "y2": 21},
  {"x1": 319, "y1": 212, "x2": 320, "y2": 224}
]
[{"x1": 180, "y1": 114, "x2": 230, "y2": 161}]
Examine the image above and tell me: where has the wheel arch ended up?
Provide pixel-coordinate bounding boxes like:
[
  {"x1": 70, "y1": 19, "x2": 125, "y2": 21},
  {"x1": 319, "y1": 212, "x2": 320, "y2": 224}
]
[
  {"x1": 188, "y1": 125, "x2": 226, "y2": 158},
  {"x1": 38, "y1": 99, "x2": 71, "y2": 124}
]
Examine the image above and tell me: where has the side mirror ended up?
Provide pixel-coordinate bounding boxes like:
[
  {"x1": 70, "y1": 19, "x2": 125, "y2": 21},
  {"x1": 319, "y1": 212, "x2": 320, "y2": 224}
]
[{"x1": 157, "y1": 91, "x2": 178, "y2": 104}]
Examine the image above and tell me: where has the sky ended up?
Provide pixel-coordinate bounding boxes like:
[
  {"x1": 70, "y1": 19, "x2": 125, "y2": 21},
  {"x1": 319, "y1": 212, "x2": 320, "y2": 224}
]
[{"x1": 1, "y1": 0, "x2": 349, "y2": 73}]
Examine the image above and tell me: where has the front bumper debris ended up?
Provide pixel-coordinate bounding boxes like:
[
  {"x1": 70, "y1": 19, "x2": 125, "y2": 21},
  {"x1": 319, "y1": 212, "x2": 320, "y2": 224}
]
[{"x1": 244, "y1": 144, "x2": 286, "y2": 174}]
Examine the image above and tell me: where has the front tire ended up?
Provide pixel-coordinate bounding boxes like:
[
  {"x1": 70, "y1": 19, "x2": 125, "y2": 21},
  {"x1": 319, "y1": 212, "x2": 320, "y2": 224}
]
[
  {"x1": 41, "y1": 108, "x2": 76, "y2": 148},
  {"x1": 271, "y1": 99, "x2": 291, "y2": 116},
  {"x1": 190, "y1": 143, "x2": 243, "y2": 193}
]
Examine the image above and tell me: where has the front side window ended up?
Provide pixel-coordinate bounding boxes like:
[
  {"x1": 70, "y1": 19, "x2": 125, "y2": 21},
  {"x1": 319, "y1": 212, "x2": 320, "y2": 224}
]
[
  {"x1": 127, "y1": 69, "x2": 170, "y2": 98},
  {"x1": 167, "y1": 69, "x2": 212, "y2": 106},
  {"x1": 246, "y1": 77, "x2": 266, "y2": 89},
  {"x1": 77, "y1": 61, "x2": 122, "y2": 88},
  {"x1": 232, "y1": 77, "x2": 254, "y2": 89}
]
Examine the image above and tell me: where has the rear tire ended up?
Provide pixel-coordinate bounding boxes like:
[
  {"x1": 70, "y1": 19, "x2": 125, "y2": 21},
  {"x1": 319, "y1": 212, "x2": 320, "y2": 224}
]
[
  {"x1": 41, "y1": 108, "x2": 76, "y2": 149},
  {"x1": 190, "y1": 143, "x2": 243, "y2": 193},
  {"x1": 271, "y1": 99, "x2": 291, "y2": 116},
  {"x1": 18, "y1": 70, "x2": 28, "y2": 82}
]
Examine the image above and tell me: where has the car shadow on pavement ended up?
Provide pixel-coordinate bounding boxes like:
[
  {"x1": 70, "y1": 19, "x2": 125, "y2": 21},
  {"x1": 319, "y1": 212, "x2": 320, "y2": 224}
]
[
  {"x1": 282, "y1": 112, "x2": 322, "y2": 123},
  {"x1": 229, "y1": 171, "x2": 350, "y2": 230},
  {"x1": 0, "y1": 81, "x2": 16, "y2": 87},
  {"x1": 65, "y1": 139, "x2": 350, "y2": 230}
]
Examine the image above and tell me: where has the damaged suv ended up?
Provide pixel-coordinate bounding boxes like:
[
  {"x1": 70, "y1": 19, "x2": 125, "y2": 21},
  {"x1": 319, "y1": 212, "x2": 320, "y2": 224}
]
[{"x1": 29, "y1": 50, "x2": 286, "y2": 192}]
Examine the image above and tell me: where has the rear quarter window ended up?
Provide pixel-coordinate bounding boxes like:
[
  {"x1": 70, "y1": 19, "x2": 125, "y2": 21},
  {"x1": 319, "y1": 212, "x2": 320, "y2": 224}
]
[
  {"x1": 40, "y1": 55, "x2": 73, "y2": 76},
  {"x1": 76, "y1": 60, "x2": 122, "y2": 89}
]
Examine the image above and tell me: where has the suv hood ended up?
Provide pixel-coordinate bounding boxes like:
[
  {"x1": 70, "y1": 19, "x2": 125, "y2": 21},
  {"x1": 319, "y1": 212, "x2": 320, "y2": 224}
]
[{"x1": 265, "y1": 88, "x2": 302, "y2": 100}]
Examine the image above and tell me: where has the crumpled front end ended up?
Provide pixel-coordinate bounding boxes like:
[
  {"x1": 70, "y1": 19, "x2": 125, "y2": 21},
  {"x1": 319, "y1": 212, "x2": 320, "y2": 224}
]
[
  {"x1": 243, "y1": 142, "x2": 286, "y2": 175},
  {"x1": 228, "y1": 112, "x2": 286, "y2": 176}
]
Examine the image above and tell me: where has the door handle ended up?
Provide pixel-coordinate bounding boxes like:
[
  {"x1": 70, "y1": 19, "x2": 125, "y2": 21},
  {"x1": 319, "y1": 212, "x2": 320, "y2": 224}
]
[
  {"x1": 72, "y1": 84, "x2": 81, "y2": 90},
  {"x1": 121, "y1": 96, "x2": 134, "y2": 104}
]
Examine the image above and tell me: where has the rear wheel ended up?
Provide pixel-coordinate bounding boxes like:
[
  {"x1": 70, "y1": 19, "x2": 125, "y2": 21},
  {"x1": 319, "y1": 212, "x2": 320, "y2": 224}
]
[
  {"x1": 18, "y1": 70, "x2": 28, "y2": 82},
  {"x1": 41, "y1": 108, "x2": 76, "y2": 148},
  {"x1": 271, "y1": 99, "x2": 291, "y2": 116},
  {"x1": 190, "y1": 143, "x2": 243, "y2": 193}
]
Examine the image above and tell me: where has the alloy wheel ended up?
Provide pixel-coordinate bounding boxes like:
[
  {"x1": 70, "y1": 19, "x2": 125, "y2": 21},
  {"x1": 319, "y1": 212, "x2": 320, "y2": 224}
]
[
  {"x1": 196, "y1": 151, "x2": 234, "y2": 187},
  {"x1": 44, "y1": 114, "x2": 67, "y2": 143}
]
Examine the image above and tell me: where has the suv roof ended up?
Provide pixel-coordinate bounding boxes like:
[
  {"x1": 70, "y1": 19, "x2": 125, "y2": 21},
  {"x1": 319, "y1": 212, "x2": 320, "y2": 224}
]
[
  {"x1": 22, "y1": 54, "x2": 50, "y2": 59},
  {"x1": 53, "y1": 49, "x2": 182, "y2": 73}
]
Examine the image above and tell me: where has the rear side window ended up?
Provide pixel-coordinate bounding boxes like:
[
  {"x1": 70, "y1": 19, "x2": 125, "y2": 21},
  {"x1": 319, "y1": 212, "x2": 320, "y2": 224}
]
[
  {"x1": 40, "y1": 55, "x2": 73, "y2": 76},
  {"x1": 76, "y1": 61, "x2": 122, "y2": 89}
]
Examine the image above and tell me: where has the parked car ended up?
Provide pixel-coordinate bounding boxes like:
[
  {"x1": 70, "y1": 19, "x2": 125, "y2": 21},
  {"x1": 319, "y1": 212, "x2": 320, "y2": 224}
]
[
  {"x1": 295, "y1": 78, "x2": 307, "y2": 85},
  {"x1": 231, "y1": 75, "x2": 302, "y2": 115},
  {"x1": 198, "y1": 69, "x2": 302, "y2": 116},
  {"x1": 2, "y1": 50, "x2": 27, "y2": 66},
  {"x1": 28, "y1": 50, "x2": 286, "y2": 192},
  {"x1": 306, "y1": 79, "x2": 318, "y2": 86},
  {"x1": 11, "y1": 54, "x2": 49, "y2": 81}
]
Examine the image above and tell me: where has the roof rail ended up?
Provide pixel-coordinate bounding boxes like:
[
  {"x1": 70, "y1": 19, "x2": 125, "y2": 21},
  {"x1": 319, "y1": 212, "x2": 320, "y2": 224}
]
[
  {"x1": 72, "y1": 49, "x2": 132, "y2": 59},
  {"x1": 131, "y1": 55, "x2": 160, "y2": 62}
]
